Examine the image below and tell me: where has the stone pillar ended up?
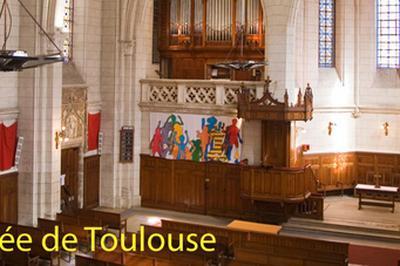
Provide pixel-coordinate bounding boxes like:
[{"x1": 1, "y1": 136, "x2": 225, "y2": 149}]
[
  {"x1": 263, "y1": 0, "x2": 301, "y2": 100},
  {"x1": 17, "y1": 0, "x2": 63, "y2": 225}
]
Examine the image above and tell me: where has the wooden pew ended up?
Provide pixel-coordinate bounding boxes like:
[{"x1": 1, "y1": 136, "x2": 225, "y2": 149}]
[
  {"x1": 161, "y1": 219, "x2": 243, "y2": 257},
  {"x1": 76, "y1": 255, "x2": 122, "y2": 266},
  {"x1": 37, "y1": 218, "x2": 61, "y2": 233},
  {"x1": 1, "y1": 250, "x2": 39, "y2": 266},
  {"x1": 140, "y1": 224, "x2": 219, "y2": 266},
  {"x1": 80, "y1": 210, "x2": 127, "y2": 236},
  {"x1": 0, "y1": 223, "x2": 40, "y2": 266},
  {"x1": 159, "y1": 220, "x2": 349, "y2": 266},
  {"x1": 233, "y1": 231, "x2": 349, "y2": 266},
  {"x1": 17, "y1": 225, "x2": 60, "y2": 266}
]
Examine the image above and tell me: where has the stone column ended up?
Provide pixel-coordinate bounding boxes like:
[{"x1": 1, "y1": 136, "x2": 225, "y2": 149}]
[
  {"x1": 263, "y1": 0, "x2": 301, "y2": 100},
  {"x1": 17, "y1": 0, "x2": 63, "y2": 225}
]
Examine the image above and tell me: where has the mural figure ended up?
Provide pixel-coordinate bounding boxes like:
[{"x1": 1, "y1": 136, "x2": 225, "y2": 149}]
[
  {"x1": 208, "y1": 129, "x2": 227, "y2": 162},
  {"x1": 190, "y1": 139, "x2": 203, "y2": 162},
  {"x1": 160, "y1": 114, "x2": 183, "y2": 157},
  {"x1": 174, "y1": 130, "x2": 189, "y2": 160},
  {"x1": 206, "y1": 116, "x2": 218, "y2": 132},
  {"x1": 150, "y1": 114, "x2": 242, "y2": 164},
  {"x1": 197, "y1": 120, "x2": 210, "y2": 161},
  {"x1": 150, "y1": 121, "x2": 163, "y2": 156},
  {"x1": 224, "y1": 118, "x2": 243, "y2": 161}
]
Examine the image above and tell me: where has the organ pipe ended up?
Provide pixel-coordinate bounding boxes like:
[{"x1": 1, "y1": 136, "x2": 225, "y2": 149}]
[{"x1": 172, "y1": 0, "x2": 262, "y2": 41}]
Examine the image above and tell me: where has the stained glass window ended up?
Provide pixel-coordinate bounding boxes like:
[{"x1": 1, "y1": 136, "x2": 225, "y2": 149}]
[
  {"x1": 377, "y1": 0, "x2": 400, "y2": 68},
  {"x1": 63, "y1": 0, "x2": 74, "y2": 61},
  {"x1": 319, "y1": 0, "x2": 335, "y2": 68}
]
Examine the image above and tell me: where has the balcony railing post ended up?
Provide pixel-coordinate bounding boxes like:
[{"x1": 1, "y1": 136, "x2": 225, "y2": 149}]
[
  {"x1": 141, "y1": 81, "x2": 150, "y2": 103},
  {"x1": 177, "y1": 83, "x2": 185, "y2": 104},
  {"x1": 216, "y1": 84, "x2": 224, "y2": 105}
]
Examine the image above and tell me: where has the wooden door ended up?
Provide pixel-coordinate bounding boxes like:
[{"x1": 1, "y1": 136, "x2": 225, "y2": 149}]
[
  {"x1": 206, "y1": 163, "x2": 226, "y2": 216},
  {"x1": 206, "y1": 163, "x2": 242, "y2": 217},
  {"x1": 61, "y1": 148, "x2": 80, "y2": 211},
  {"x1": 174, "y1": 160, "x2": 205, "y2": 214},
  {"x1": 83, "y1": 155, "x2": 100, "y2": 209},
  {"x1": 262, "y1": 121, "x2": 290, "y2": 167},
  {"x1": 0, "y1": 173, "x2": 18, "y2": 223}
]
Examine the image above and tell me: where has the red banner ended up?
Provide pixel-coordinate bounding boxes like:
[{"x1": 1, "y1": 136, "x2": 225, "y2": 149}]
[
  {"x1": 0, "y1": 122, "x2": 17, "y2": 171},
  {"x1": 88, "y1": 113, "x2": 101, "y2": 151}
]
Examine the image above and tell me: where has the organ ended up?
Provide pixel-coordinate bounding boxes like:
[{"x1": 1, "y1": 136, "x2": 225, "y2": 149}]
[{"x1": 158, "y1": 0, "x2": 265, "y2": 80}]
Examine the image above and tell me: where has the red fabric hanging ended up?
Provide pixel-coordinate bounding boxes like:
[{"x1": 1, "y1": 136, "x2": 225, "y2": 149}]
[
  {"x1": 0, "y1": 122, "x2": 17, "y2": 171},
  {"x1": 88, "y1": 113, "x2": 101, "y2": 151}
]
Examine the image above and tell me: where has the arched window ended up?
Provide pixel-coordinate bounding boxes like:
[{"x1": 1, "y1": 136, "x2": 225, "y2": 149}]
[
  {"x1": 377, "y1": 0, "x2": 400, "y2": 68},
  {"x1": 319, "y1": 0, "x2": 336, "y2": 68}
]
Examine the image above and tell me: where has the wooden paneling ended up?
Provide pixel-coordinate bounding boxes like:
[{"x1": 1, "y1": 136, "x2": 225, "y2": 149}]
[
  {"x1": 241, "y1": 166, "x2": 315, "y2": 203},
  {"x1": 357, "y1": 152, "x2": 400, "y2": 187},
  {"x1": 140, "y1": 156, "x2": 174, "y2": 209},
  {"x1": 303, "y1": 153, "x2": 356, "y2": 192},
  {"x1": 83, "y1": 155, "x2": 100, "y2": 209},
  {"x1": 174, "y1": 160, "x2": 205, "y2": 214},
  {"x1": 303, "y1": 152, "x2": 400, "y2": 192},
  {"x1": 61, "y1": 148, "x2": 80, "y2": 210},
  {"x1": 206, "y1": 162, "x2": 243, "y2": 217},
  {"x1": 261, "y1": 121, "x2": 290, "y2": 167},
  {"x1": 140, "y1": 155, "x2": 320, "y2": 223},
  {"x1": 0, "y1": 172, "x2": 18, "y2": 223}
]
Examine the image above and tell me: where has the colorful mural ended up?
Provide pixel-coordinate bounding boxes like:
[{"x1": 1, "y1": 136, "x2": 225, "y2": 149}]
[{"x1": 150, "y1": 113, "x2": 243, "y2": 164}]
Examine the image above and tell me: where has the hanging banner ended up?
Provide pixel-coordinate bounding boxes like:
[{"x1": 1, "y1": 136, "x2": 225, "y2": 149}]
[
  {"x1": 0, "y1": 121, "x2": 18, "y2": 171},
  {"x1": 88, "y1": 112, "x2": 101, "y2": 151},
  {"x1": 149, "y1": 113, "x2": 243, "y2": 164}
]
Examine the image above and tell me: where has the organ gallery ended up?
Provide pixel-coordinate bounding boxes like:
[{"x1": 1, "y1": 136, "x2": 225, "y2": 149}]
[{"x1": 0, "y1": 0, "x2": 399, "y2": 265}]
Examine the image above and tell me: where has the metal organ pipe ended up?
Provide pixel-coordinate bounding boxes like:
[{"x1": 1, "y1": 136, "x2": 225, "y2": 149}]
[{"x1": 205, "y1": 0, "x2": 258, "y2": 41}]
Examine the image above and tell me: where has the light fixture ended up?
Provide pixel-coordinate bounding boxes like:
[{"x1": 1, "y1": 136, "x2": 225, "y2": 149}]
[
  {"x1": 328, "y1": 122, "x2": 336, "y2": 136},
  {"x1": 0, "y1": 0, "x2": 64, "y2": 72},
  {"x1": 55, "y1": 127, "x2": 69, "y2": 149},
  {"x1": 296, "y1": 126, "x2": 307, "y2": 134},
  {"x1": 213, "y1": 26, "x2": 268, "y2": 72},
  {"x1": 382, "y1": 122, "x2": 389, "y2": 136}
]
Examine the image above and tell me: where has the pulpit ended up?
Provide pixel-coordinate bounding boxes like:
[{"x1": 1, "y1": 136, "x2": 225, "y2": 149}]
[{"x1": 236, "y1": 78, "x2": 316, "y2": 206}]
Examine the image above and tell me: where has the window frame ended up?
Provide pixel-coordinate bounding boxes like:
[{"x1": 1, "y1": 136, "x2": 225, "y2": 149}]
[
  {"x1": 376, "y1": 0, "x2": 400, "y2": 69},
  {"x1": 319, "y1": 0, "x2": 336, "y2": 68}
]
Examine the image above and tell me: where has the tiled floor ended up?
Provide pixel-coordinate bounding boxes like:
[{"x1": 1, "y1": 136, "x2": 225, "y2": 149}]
[{"x1": 324, "y1": 196, "x2": 400, "y2": 230}]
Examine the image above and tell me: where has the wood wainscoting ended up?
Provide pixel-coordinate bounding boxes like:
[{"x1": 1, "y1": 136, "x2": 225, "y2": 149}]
[
  {"x1": 0, "y1": 172, "x2": 18, "y2": 223},
  {"x1": 83, "y1": 155, "x2": 100, "y2": 209},
  {"x1": 303, "y1": 151, "x2": 400, "y2": 193},
  {"x1": 140, "y1": 154, "x2": 318, "y2": 223}
]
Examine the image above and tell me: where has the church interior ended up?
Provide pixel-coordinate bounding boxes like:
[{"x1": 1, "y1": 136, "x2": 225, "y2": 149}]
[{"x1": 0, "y1": 0, "x2": 399, "y2": 265}]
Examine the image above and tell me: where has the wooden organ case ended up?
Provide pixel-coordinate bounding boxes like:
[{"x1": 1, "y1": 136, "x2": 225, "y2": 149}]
[{"x1": 157, "y1": 0, "x2": 265, "y2": 80}]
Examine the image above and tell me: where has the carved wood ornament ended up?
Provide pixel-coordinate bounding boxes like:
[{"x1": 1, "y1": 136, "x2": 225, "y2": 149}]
[
  {"x1": 237, "y1": 77, "x2": 314, "y2": 121},
  {"x1": 62, "y1": 87, "x2": 87, "y2": 147}
]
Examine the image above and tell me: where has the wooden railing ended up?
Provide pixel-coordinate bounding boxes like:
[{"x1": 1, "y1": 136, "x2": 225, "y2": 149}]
[
  {"x1": 140, "y1": 155, "x2": 320, "y2": 223},
  {"x1": 294, "y1": 194, "x2": 324, "y2": 220},
  {"x1": 240, "y1": 164, "x2": 317, "y2": 203}
]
